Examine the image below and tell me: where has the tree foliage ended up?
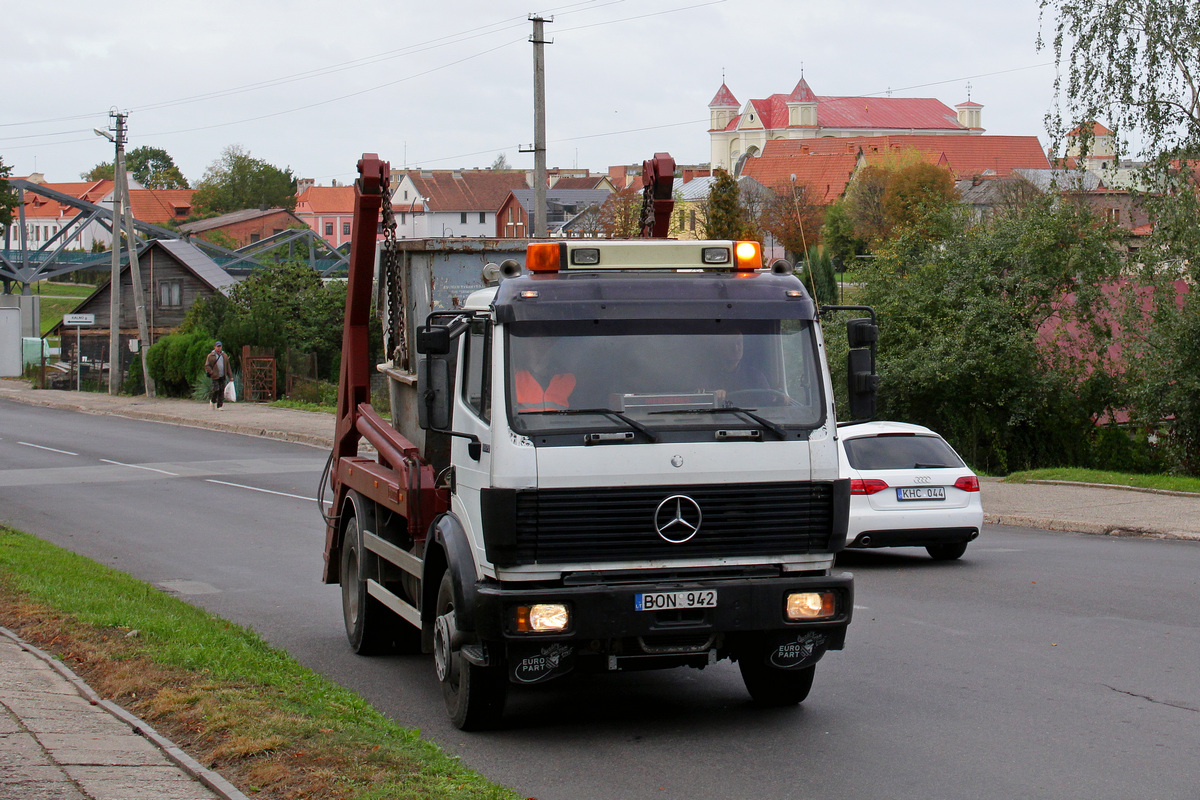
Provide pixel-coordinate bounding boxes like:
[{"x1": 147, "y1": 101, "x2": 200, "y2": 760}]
[
  {"x1": 83, "y1": 146, "x2": 189, "y2": 189},
  {"x1": 703, "y1": 169, "x2": 747, "y2": 240},
  {"x1": 490, "y1": 153, "x2": 511, "y2": 171},
  {"x1": 841, "y1": 165, "x2": 892, "y2": 246},
  {"x1": 181, "y1": 260, "x2": 346, "y2": 384},
  {"x1": 1041, "y1": 0, "x2": 1200, "y2": 473},
  {"x1": 761, "y1": 181, "x2": 824, "y2": 263},
  {"x1": 598, "y1": 182, "x2": 643, "y2": 238},
  {"x1": 882, "y1": 162, "x2": 960, "y2": 236},
  {"x1": 0, "y1": 157, "x2": 17, "y2": 228},
  {"x1": 859, "y1": 194, "x2": 1132, "y2": 474},
  {"x1": 819, "y1": 199, "x2": 866, "y2": 272},
  {"x1": 191, "y1": 145, "x2": 297, "y2": 215}
]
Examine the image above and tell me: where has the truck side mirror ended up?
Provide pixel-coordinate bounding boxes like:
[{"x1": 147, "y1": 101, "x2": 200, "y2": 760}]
[
  {"x1": 417, "y1": 325, "x2": 451, "y2": 355},
  {"x1": 846, "y1": 318, "x2": 878, "y2": 349},
  {"x1": 417, "y1": 355, "x2": 452, "y2": 430},
  {"x1": 847, "y1": 348, "x2": 879, "y2": 421}
]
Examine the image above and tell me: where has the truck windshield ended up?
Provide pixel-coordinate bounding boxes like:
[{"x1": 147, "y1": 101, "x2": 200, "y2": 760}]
[{"x1": 507, "y1": 319, "x2": 825, "y2": 437}]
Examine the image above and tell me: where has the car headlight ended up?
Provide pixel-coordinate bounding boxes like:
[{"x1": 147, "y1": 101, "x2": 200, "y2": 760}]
[{"x1": 786, "y1": 591, "x2": 837, "y2": 620}]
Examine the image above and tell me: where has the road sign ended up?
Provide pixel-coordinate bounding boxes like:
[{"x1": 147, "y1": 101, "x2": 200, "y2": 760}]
[{"x1": 63, "y1": 313, "x2": 95, "y2": 326}]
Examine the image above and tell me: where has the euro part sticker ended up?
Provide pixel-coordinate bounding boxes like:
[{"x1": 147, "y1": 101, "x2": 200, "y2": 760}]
[
  {"x1": 769, "y1": 632, "x2": 828, "y2": 669},
  {"x1": 512, "y1": 643, "x2": 575, "y2": 684}
]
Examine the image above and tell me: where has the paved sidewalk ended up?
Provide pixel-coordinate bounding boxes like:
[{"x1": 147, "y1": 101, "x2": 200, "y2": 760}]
[{"x1": 0, "y1": 628, "x2": 247, "y2": 800}]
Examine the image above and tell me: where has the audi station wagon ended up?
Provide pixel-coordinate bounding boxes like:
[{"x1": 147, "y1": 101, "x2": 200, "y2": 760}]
[{"x1": 839, "y1": 421, "x2": 983, "y2": 560}]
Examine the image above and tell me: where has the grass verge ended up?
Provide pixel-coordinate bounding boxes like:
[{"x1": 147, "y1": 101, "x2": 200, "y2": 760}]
[
  {"x1": 0, "y1": 526, "x2": 518, "y2": 800},
  {"x1": 1003, "y1": 468, "x2": 1200, "y2": 495}
]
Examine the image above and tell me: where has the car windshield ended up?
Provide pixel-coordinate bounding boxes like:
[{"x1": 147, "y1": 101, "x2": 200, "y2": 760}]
[
  {"x1": 842, "y1": 434, "x2": 966, "y2": 470},
  {"x1": 507, "y1": 319, "x2": 825, "y2": 436}
]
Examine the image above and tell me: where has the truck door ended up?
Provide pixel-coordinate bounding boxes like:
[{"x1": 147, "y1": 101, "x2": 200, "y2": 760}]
[{"x1": 452, "y1": 318, "x2": 492, "y2": 564}]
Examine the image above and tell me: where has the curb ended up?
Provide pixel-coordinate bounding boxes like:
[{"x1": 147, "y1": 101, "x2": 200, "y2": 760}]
[
  {"x1": 0, "y1": 625, "x2": 252, "y2": 800},
  {"x1": 983, "y1": 513, "x2": 1200, "y2": 542}
]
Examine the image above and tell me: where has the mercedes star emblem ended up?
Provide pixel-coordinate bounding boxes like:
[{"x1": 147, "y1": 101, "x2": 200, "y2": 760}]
[{"x1": 654, "y1": 495, "x2": 702, "y2": 543}]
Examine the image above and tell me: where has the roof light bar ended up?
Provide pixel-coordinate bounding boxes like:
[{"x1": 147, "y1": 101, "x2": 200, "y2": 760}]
[
  {"x1": 734, "y1": 241, "x2": 762, "y2": 271},
  {"x1": 526, "y1": 242, "x2": 564, "y2": 272}
]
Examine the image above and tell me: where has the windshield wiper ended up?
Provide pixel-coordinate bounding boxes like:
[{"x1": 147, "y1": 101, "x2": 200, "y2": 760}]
[
  {"x1": 913, "y1": 462, "x2": 953, "y2": 469},
  {"x1": 648, "y1": 406, "x2": 788, "y2": 440},
  {"x1": 534, "y1": 408, "x2": 658, "y2": 442}
]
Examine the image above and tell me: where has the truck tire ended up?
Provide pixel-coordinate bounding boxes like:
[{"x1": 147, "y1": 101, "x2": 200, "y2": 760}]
[
  {"x1": 926, "y1": 542, "x2": 968, "y2": 561},
  {"x1": 434, "y1": 572, "x2": 507, "y2": 730},
  {"x1": 739, "y1": 656, "x2": 816, "y2": 707},
  {"x1": 340, "y1": 514, "x2": 419, "y2": 654}
]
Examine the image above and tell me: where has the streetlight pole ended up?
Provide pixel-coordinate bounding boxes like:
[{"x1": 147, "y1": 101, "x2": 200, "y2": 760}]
[{"x1": 95, "y1": 114, "x2": 122, "y2": 395}]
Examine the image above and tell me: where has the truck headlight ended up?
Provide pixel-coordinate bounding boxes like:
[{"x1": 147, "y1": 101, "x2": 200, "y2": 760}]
[
  {"x1": 515, "y1": 603, "x2": 570, "y2": 633},
  {"x1": 786, "y1": 591, "x2": 836, "y2": 620}
]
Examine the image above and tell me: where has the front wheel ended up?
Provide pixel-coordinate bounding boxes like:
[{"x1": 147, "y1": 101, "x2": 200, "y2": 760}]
[
  {"x1": 433, "y1": 572, "x2": 508, "y2": 730},
  {"x1": 739, "y1": 657, "x2": 816, "y2": 707},
  {"x1": 927, "y1": 542, "x2": 969, "y2": 561}
]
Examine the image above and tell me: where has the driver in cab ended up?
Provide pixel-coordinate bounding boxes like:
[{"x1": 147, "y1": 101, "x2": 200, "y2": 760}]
[
  {"x1": 515, "y1": 336, "x2": 576, "y2": 411},
  {"x1": 710, "y1": 329, "x2": 769, "y2": 405}
]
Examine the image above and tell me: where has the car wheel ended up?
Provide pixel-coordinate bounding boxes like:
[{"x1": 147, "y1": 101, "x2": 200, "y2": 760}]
[
  {"x1": 927, "y1": 542, "x2": 969, "y2": 561},
  {"x1": 739, "y1": 653, "x2": 816, "y2": 707},
  {"x1": 434, "y1": 572, "x2": 508, "y2": 730}
]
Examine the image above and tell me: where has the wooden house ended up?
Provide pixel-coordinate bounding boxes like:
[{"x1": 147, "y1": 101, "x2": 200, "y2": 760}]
[{"x1": 50, "y1": 239, "x2": 237, "y2": 376}]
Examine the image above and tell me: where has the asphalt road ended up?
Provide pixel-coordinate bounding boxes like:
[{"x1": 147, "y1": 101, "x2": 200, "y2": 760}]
[{"x1": 3, "y1": 401, "x2": 1198, "y2": 800}]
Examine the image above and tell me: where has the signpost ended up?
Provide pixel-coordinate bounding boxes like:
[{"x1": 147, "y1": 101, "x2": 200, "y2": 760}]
[{"x1": 63, "y1": 314, "x2": 95, "y2": 392}]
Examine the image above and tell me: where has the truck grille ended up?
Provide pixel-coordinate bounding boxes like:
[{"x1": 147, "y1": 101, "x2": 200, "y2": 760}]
[{"x1": 511, "y1": 482, "x2": 836, "y2": 564}]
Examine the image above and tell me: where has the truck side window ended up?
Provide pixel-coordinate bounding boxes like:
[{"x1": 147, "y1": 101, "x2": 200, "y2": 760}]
[{"x1": 461, "y1": 320, "x2": 491, "y2": 423}]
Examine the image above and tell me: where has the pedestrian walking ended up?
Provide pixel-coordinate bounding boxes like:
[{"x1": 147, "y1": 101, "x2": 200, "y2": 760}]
[{"x1": 204, "y1": 341, "x2": 230, "y2": 410}]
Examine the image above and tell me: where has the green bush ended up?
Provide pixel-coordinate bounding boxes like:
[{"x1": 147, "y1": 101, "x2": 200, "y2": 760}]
[{"x1": 147, "y1": 331, "x2": 215, "y2": 397}]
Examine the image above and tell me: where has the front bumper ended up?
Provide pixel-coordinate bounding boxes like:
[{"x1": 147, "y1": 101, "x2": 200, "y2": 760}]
[{"x1": 468, "y1": 572, "x2": 852, "y2": 682}]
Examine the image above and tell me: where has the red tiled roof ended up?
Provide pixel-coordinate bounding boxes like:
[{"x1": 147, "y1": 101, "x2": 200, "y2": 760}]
[
  {"x1": 127, "y1": 189, "x2": 195, "y2": 224},
  {"x1": 740, "y1": 150, "x2": 861, "y2": 203},
  {"x1": 1068, "y1": 121, "x2": 1113, "y2": 137},
  {"x1": 724, "y1": 94, "x2": 965, "y2": 133},
  {"x1": 296, "y1": 185, "x2": 357, "y2": 215},
  {"x1": 755, "y1": 135, "x2": 1049, "y2": 179},
  {"x1": 15, "y1": 181, "x2": 192, "y2": 224},
  {"x1": 550, "y1": 176, "x2": 611, "y2": 190},
  {"x1": 786, "y1": 78, "x2": 817, "y2": 103},
  {"x1": 401, "y1": 170, "x2": 529, "y2": 212},
  {"x1": 709, "y1": 82, "x2": 739, "y2": 108}
]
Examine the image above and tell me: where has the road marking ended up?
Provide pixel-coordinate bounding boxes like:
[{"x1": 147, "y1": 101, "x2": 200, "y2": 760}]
[
  {"x1": 205, "y1": 479, "x2": 316, "y2": 502},
  {"x1": 18, "y1": 441, "x2": 78, "y2": 456},
  {"x1": 100, "y1": 458, "x2": 179, "y2": 476}
]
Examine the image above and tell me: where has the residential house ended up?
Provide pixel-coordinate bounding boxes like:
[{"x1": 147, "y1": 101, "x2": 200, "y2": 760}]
[
  {"x1": 295, "y1": 184, "x2": 357, "y2": 247},
  {"x1": 496, "y1": 189, "x2": 612, "y2": 238},
  {"x1": 49, "y1": 239, "x2": 237, "y2": 376},
  {"x1": 178, "y1": 208, "x2": 307, "y2": 248},
  {"x1": 673, "y1": 174, "x2": 775, "y2": 240},
  {"x1": 3, "y1": 175, "x2": 194, "y2": 252},
  {"x1": 391, "y1": 170, "x2": 529, "y2": 238},
  {"x1": 710, "y1": 76, "x2": 985, "y2": 172}
]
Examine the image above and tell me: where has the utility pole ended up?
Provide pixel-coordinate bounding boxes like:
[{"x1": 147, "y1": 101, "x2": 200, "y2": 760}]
[
  {"x1": 96, "y1": 111, "x2": 155, "y2": 396},
  {"x1": 530, "y1": 15, "x2": 552, "y2": 238},
  {"x1": 96, "y1": 112, "x2": 123, "y2": 395}
]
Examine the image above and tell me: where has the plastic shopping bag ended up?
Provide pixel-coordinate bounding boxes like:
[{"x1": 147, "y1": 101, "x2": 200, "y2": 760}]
[{"x1": 224, "y1": 380, "x2": 237, "y2": 403}]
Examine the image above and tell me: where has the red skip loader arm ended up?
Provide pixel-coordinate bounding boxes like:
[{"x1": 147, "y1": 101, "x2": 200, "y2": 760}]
[{"x1": 321, "y1": 154, "x2": 445, "y2": 583}]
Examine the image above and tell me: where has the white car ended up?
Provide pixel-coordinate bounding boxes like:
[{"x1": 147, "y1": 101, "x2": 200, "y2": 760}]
[{"x1": 839, "y1": 421, "x2": 983, "y2": 560}]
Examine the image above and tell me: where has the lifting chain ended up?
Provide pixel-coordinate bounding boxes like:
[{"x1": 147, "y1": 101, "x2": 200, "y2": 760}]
[{"x1": 380, "y1": 179, "x2": 409, "y2": 371}]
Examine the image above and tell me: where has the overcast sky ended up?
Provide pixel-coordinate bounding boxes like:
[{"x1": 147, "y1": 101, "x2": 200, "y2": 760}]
[{"x1": 4, "y1": 0, "x2": 1062, "y2": 188}]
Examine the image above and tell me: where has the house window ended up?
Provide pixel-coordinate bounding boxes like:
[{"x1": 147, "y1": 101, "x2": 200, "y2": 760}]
[
  {"x1": 479, "y1": 212, "x2": 486, "y2": 224},
  {"x1": 1105, "y1": 208, "x2": 1121, "y2": 225},
  {"x1": 343, "y1": 222, "x2": 351, "y2": 235},
  {"x1": 249, "y1": 233, "x2": 261, "y2": 243},
  {"x1": 325, "y1": 222, "x2": 334, "y2": 236},
  {"x1": 159, "y1": 281, "x2": 182, "y2": 308},
  {"x1": 400, "y1": 212, "x2": 406, "y2": 224},
  {"x1": 689, "y1": 210, "x2": 696, "y2": 231},
  {"x1": 460, "y1": 212, "x2": 468, "y2": 225}
]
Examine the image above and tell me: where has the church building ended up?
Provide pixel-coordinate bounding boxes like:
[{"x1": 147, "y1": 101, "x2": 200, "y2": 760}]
[{"x1": 709, "y1": 76, "x2": 984, "y2": 173}]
